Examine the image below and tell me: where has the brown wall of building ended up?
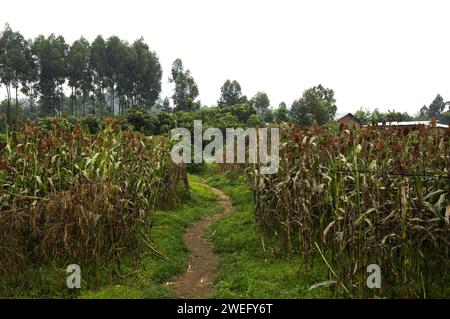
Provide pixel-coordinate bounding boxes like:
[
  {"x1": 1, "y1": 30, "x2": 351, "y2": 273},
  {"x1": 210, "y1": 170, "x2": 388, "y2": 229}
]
[{"x1": 337, "y1": 115, "x2": 361, "y2": 128}]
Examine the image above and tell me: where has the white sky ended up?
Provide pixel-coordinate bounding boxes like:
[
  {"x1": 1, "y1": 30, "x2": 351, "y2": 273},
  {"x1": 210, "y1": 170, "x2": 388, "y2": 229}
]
[{"x1": 1, "y1": 0, "x2": 449, "y2": 114}]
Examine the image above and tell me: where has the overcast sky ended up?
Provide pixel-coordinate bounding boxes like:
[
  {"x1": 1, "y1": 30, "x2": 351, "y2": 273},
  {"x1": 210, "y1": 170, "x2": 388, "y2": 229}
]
[{"x1": 1, "y1": 0, "x2": 449, "y2": 114}]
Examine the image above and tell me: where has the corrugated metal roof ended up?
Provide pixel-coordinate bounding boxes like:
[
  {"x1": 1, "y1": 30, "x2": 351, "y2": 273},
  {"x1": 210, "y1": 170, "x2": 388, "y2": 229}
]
[{"x1": 367, "y1": 121, "x2": 448, "y2": 128}]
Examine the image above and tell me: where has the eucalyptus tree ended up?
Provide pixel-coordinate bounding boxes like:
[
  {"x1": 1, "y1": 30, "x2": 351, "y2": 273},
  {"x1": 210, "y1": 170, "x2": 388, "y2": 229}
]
[
  {"x1": 1, "y1": 27, "x2": 163, "y2": 119},
  {"x1": 105, "y1": 36, "x2": 128, "y2": 114},
  {"x1": 428, "y1": 94, "x2": 446, "y2": 119},
  {"x1": 20, "y1": 38, "x2": 38, "y2": 119},
  {"x1": 169, "y1": 58, "x2": 200, "y2": 111},
  {"x1": 0, "y1": 24, "x2": 13, "y2": 125},
  {"x1": 67, "y1": 37, "x2": 91, "y2": 115},
  {"x1": 90, "y1": 35, "x2": 108, "y2": 117},
  {"x1": 251, "y1": 91, "x2": 270, "y2": 114},
  {"x1": 416, "y1": 94, "x2": 449, "y2": 124},
  {"x1": 51, "y1": 35, "x2": 68, "y2": 115},
  {"x1": 117, "y1": 42, "x2": 137, "y2": 110},
  {"x1": 32, "y1": 34, "x2": 68, "y2": 116},
  {"x1": 0, "y1": 24, "x2": 31, "y2": 126},
  {"x1": 131, "y1": 38, "x2": 162, "y2": 108},
  {"x1": 274, "y1": 102, "x2": 288, "y2": 122},
  {"x1": 217, "y1": 80, "x2": 247, "y2": 107}
]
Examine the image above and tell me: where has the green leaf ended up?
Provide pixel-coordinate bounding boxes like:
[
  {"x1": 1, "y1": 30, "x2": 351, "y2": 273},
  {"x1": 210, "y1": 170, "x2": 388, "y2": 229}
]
[
  {"x1": 368, "y1": 159, "x2": 377, "y2": 173},
  {"x1": 309, "y1": 280, "x2": 337, "y2": 291}
]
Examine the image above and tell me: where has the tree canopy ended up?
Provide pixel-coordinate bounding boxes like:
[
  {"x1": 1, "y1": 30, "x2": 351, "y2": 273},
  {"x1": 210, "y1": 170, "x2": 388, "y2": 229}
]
[
  {"x1": 0, "y1": 24, "x2": 162, "y2": 124},
  {"x1": 418, "y1": 94, "x2": 450, "y2": 124},
  {"x1": 217, "y1": 80, "x2": 247, "y2": 107},
  {"x1": 1, "y1": 24, "x2": 447, "y2": 129},
  {"x1": 169, "y1": 58, "x2": 200, "y2": 112},
  {"x1": 274, "y1": 102, "x2": 288, "y2": 122},
  {"x1": 251, "y1": 91, "x2": 270, "y2": 114},
  {"x1": 290, "y1": 84, "x2": 337, "y2": 127}
]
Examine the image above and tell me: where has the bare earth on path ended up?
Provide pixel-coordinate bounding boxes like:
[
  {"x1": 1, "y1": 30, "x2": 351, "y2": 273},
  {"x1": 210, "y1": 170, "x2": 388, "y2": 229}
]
[{"x1": 171, "y1": 182, "x2": 234, "y2": 299}]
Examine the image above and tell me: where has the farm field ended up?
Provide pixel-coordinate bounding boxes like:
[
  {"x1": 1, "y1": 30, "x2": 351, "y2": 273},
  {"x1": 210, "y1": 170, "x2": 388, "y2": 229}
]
[
  {"x1": 0, "y1": 118, "x2": 448, "y2": 299},
  {"x1": 1, "y1": 6, "x2": 450, "y2": 305}
]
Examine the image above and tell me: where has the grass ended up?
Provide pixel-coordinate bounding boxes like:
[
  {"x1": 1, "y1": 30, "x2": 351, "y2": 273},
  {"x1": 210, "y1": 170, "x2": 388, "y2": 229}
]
[{"x1": 203, "y1": 168, "x2": 332, "y2": 298}]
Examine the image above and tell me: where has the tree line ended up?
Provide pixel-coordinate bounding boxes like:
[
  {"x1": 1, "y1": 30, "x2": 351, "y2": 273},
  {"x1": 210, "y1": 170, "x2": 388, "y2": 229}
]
[
  {"x1": 1, "y1": 23, "x2": 449, "y2": 131},
  {"x1": 355, "y1": 94, "x2": 450, "y2": 125},
  {"x1": 0, "y1": 23, "x2": 162, "y2": 126}
]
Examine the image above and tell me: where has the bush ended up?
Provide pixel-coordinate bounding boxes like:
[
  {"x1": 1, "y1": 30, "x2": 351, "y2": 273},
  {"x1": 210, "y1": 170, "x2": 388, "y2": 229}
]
[
  {"x1": 79, "y1": 115, "x2": 102, "y2": 134},
  {"x1": 125, "y1": 107, "x2": 160, "y2": 135},
  {"x1": 36, "y1": 115, "x2": 102, "y2": 134},
  {"x1": 124, "y1": 104, "x2": 259, "y2": 137}
]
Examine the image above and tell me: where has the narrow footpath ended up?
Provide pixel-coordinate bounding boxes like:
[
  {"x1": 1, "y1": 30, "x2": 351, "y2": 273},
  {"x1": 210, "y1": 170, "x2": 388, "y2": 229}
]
[{"x1": 171, "y1": 182, "x2": 234, "y2": 299}]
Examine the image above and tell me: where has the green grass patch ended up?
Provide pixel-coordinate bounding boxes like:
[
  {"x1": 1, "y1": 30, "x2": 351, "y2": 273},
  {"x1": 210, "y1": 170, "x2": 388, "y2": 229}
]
[{"x1": 204, "y1": 170, "x2": 332, "y2": 299}]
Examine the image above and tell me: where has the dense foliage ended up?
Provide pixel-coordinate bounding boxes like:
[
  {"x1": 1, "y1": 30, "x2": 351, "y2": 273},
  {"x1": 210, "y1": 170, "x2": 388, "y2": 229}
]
[
  {"x1": 124, "y1": 104, "x2": 261, "y2": 136},
  {"x1": 169, "y1": 59, "x2": 200, "y2": 111},
  {"x1": 290, "y1": 85, "x2": 337, "y2": 127},
  {"x1": 0, "y1": 24, "x2": 162, "y2": 126}
]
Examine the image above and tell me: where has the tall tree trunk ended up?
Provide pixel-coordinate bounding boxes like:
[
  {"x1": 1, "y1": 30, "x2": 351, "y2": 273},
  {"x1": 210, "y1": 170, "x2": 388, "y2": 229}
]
[
  {"x1": 100, "y1": 88, "x2": 103, "y2": 119},
  {"x1": 15, "y1": 86, "x2": 19, "y2": 129},
  {"x1": 71, "y1": 87, "x2": 74, "y2": 116},
  {"x1": 92, "y1": 95, "x2": 96, "y2": 117},
  {"x1": 5, "y1": 84, "x2": 11, "y2": 127},
  {"x1": 60, "y1": 84, "x2": 64, "y2": 116},
  {"x1": 29, "y1": 85, "x2": 35, "y2": 117},
  {"x1": 112, "y1": 85, "x2": 115, "y2": 116}
]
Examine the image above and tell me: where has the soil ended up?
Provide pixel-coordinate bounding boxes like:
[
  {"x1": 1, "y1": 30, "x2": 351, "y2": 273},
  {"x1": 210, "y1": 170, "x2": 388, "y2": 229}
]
[{"x1": 171, "y1": 182, "x2": 234, "y2": 299}]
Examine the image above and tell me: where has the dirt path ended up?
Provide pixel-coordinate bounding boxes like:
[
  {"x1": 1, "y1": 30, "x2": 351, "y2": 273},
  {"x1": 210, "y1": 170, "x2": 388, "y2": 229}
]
[{"x1": 171, "y1": 182, "x2": 234, "y2": 299}]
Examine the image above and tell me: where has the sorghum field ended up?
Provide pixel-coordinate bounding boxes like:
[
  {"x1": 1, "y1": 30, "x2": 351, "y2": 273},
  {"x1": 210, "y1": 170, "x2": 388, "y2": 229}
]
[
  {"x1": 2, "y1": 2, "x2": 450, "y2": 310},
  {"x1": 253, "y1": 124, "x2": 450, "y2": 298},
  {"x1": 0, "y1": 118, "x2": 188, "y2": 295},
  {"x1": 2, "y1": 117, "x2": 448, "y2": 299}
]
